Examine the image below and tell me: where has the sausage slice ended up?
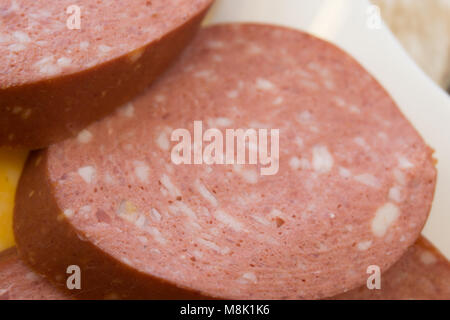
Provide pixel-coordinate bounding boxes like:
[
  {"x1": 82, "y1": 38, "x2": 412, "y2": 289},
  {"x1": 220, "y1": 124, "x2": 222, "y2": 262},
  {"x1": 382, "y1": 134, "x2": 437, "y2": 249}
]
[
  {"x1": 0, "y1": 0, "x2": 213, "y2": 148},
  {"x1": 14, "y1": 24, "x2": 437, "y2": 299},
  {"x1": 335, "y1": 237, "x2": 450, "y2": 300},
  {"x1": 0, "y1": 248, "x2": 69, "y2": 300}
]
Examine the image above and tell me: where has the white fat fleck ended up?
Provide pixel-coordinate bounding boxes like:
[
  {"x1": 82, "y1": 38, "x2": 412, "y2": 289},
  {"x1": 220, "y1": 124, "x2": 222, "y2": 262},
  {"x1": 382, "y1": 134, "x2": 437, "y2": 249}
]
[
  {"x1": 339, "y1": 167, "x2": 352, "y2": 178},
  {"x1": 79, "y1": 205, "x2": 92, "y2": 216},
  {"x1": 312, "y1": 145, "x2": 334, "y2": 173},
  {"x1": 25, "y1": 272, "x2": 40, "y2": 282},
  {"x1": 77, "y1": 129, "x2": 93, "y2": 144},
  {"x1": 174, "y1": 202, "x2": 198, "y2": 221},
  {"x1": 156, "y1": 131, "x2": 170, "y2": 151},
  {"x1": 8, "y1": 43, "x2": 26, "y2": 52},
  {"x1": 227, "y1": 90, "x2": 239, "y2": 99},
  {"x1": 135, "y1": 215, "x2": 147, "y2": 228},
  {"x1": 212, "y1": 54, "x2": 223, "y2": 62},
  {"x1": 273, "y1": 97, "x2": 284, "y2": 105},
  {"x1": 150, "y1": 248, "x2": 161, "y2": 255},
  {"x1": 155, "y1": 95, "x2": 166, "y2": 103},
  {"x1": 137, "y1": 236, "x2": 148, "y2": 245},
  {"x1": 294, "y1": 137, "x2": 304, "y2": 149},
  {"x1": 269, "y1": 209, "x2": 285, "y2": 220},
  {"x1": 134, "y1": 161, "x2": 150, "y2": 183},
  {"x1": 289, "y1": 157, "x2": 301, "y2": 170},
  {"x1": 240, "y1": 272, "x2": 258, "y2": 284},
  {"x1": 197, "y1": 238, "x2": 222, "y2": 253},
  {"x1": 247, "y1": 44, "x2": 263, "y2": 55},
  {"x1": 0, "y1": 33, "x2": 10, "y2": 43},
  {"x1": 150, "y1": 208, "x2": 162, "y2": 222},
  {"x1": 57, "y1": 57, "x2": 72, "y2": 68},
  {"x1": 160, "y1": 174, "x2": 181, "y2": 198},
  {"x1": 34, "y1": 56, "x2": 59, "y2": 76},
  {"x1": 147, "y1": 227, "x2": 166, "y2": 244},
  {"x1": 104, "y1": 172, "x2": 115, "y2": 184},
  {"x1": 398, "y1": 156, "x2": 414, "y2": 169},
  {"x1": 297, "y1": 111, "x2": 312, "y2": 123},
  {"x1": 98, "y1": 45, "x2": 112, "y2": 53},
  {"x1": 194, "y1": 180, "x2": 218, "y2": 207},
  {"x1": 8, "y1": 0, "x2": 19, "y2": 11},
  {"x1": 13, "y1": 31, "x2": 30, "y2": 43},
  {"x1": 256, "y1": 78, "x2": 275, "y2": 91},
  {"x1": 240, "y1": 168, "x2": 258, "y2": 184},
  {"x1": 300, "y1": 79, "x2": 319, "y2": 90},
  {"x1": 354, "y1": 174, "x2": 380, "y2": 188},
  {"x1": 354, "y1": 137, "x2": 368, "y2": 149},
  {"x1": 194, "y1": 70, "x2": 214, "y2": 80},
  {"x1": 78, "y1": 166, "x2": 95, "y2": 184},
  {"x1": 118, "y1": 103, "x2": 134, "y2": 118},
  {"x1": 63, "y1": 209, "x2": 74, "y2": 218},
  {"x1": 371, "y1": 203, "x2": 400, "y2": 237},
  {"x1": 349, "y1": 105, "x2": 361, "y2": 114},
  {"x1": 420, "y1": 250, "x2": 437, "y2": 265},
  {"x1": 324, "y1": 79, "x2": 335, "y2": 90},
  {"x1": 389, "y1": 186, "x2": 402, "y2": 203},
  {"x1": 357, "y1": 241, "x2": 372, "y2": 251},
  {"x1": 193, "y1": 250, "x2": 204, "y2": 259},
  {"x1": 128, "y1": 48, "x2": 144, "y2": 63},
  {"x1": 252, "y1": 215, "x2": 270, "y2": 226},
  {"x1": 80, "y1": 41, "x2": 89, "y2": 50},
  {"x1": 215, "y1": 117, "x2": 233, "y2": 127},
  {"x1": 334, "y1": 97, "x2": 346, "y2": 107},
  {"x1": 207, "y1": 40, "x2": 224, "y2": 49},
  {"x1": 394, "y1": 169, "x2": 406, "y2": 186},
  {"x1": 215, "y1": 210, "x2": 244, "y2": 232}
]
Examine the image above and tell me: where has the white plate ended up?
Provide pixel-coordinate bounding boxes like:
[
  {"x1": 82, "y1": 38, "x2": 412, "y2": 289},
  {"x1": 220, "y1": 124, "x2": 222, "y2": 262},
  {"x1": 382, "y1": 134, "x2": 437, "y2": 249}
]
[{"x1": 205, "y1": 0, "x2": 450, "y2": 258}]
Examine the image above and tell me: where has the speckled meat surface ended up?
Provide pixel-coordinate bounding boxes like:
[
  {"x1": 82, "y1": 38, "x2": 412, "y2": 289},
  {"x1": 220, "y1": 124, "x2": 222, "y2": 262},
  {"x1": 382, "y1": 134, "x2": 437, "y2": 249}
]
[
  {"x1": 0, "y1": 0, "x2": 213, "y2": 148},
  {"x1": 2, "y1": 237, "x2": 448, "y2": 300},
  {"x1": 335, "y1": 237, "x2": 450, "y2": 300},
  {"x1": 0, "y1": 248, "x2": 69, "y2": 300},
  {"x1": 14, "y1": 24, "x2": 436, "y2": 299}
]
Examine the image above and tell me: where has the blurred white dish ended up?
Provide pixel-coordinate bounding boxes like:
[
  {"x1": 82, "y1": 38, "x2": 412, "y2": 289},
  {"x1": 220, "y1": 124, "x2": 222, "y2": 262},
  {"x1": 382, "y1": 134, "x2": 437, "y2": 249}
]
[{"x1": 205, "y1": 0, "x2": 450, "y2": 258}]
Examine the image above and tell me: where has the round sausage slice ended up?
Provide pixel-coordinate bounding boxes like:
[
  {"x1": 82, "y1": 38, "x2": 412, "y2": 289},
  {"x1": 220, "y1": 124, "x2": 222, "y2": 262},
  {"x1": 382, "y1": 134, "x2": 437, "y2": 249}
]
[
  {"x1": 0, "y1": 248, "x2": 69, "y2": 300},
  {"x1": 0, "y1": 0, "x2": 213, "y2": 149},
  {"x1": 2, "y1": 238, "x2": 448, "y2": 300},
  {"x1": 335, "y1": 237, "x2": 450, "y2": 300},
  {"x1": 14, "y1": 24, "x2": 437, "y2": 299}
]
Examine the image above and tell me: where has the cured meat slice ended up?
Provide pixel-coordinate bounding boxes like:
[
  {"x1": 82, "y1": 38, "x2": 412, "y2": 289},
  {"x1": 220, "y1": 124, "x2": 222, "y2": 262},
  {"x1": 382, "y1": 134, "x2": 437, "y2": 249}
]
[
  {"x1": 0, "y1": 0, "x2": 213, "y2": 148},
  {"x1": 335, "y1": 237, "x2": 450, "y2": 300},
  {"x1": 0, "y1": 248, "x2": 69, "y2": 300},
  {"x1": 14, "y1": 24, "x2": 437, "y2": 299},
  {"x1": 2, "y1": 237, "x2": 448, "y2": 300}
]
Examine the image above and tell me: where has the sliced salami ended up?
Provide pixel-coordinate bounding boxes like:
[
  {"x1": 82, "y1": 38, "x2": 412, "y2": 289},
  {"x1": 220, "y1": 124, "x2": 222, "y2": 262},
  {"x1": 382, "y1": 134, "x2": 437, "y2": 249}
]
[
  {"x1": 0, "y1": 0, "x2": 212, "y2": 148},
  {"x1": 0, "y1": 248, "x2": 69, "y2": 300},
  {"x1": 335, "y1": 237, "x2": 450, "y2": 300},
  {"x1": 14, "y1": 24, "x2": 437, "y2": 299}
]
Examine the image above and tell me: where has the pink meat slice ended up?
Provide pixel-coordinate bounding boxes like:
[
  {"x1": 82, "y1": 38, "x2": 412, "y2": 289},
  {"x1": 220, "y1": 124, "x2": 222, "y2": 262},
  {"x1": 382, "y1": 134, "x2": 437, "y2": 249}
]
[
  {"x1": 14, "y1": 24, "x2": 437, "y2": 299},
  {"x1": 335, "y1": 237, "x2": 450, "y2": 300},
  {"x1": 0, "y1": 249, "x2": 69, "y2": 300}
]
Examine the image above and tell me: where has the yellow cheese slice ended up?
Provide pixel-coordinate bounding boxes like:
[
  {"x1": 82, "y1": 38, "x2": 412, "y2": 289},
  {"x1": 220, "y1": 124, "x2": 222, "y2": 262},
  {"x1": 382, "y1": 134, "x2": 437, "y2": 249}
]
[{"x1": 0, "y1": 149, "x2": 28, "y2": 252}]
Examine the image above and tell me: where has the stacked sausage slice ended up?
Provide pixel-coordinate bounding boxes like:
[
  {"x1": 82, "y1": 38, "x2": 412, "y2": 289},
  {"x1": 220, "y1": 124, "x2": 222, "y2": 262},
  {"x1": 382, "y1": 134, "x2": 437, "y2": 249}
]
[
  {"x1": 0, "y1": 2, "x2": 446, "y2": 300},
  {"x1": 9, "y1": 24, "x2": 443, "y2": 299}
]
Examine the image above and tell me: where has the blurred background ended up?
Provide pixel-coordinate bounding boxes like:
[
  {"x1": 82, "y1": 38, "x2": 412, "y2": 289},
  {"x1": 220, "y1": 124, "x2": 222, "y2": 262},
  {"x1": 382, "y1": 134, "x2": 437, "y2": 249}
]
[{"x1": 373, "y1": 0, "x2": 450, "y2": 92}]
